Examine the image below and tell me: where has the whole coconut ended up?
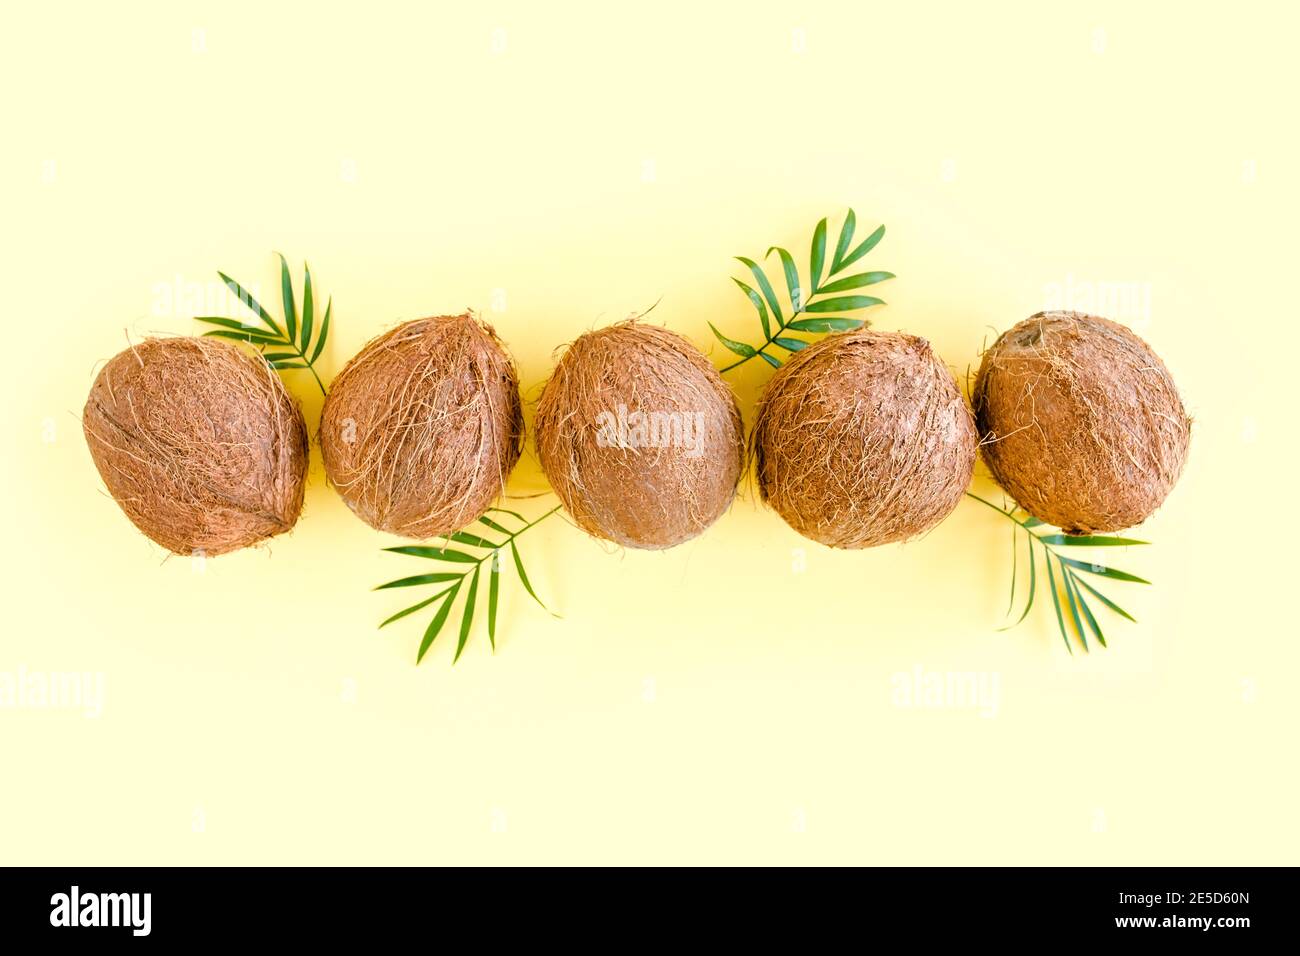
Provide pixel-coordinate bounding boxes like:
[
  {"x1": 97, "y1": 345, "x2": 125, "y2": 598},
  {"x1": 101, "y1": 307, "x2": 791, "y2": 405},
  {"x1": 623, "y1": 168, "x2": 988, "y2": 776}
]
[
  {"x1": 535, "y1": 320, "x2": 744, "y2": 550},
  {"x1": 752, "y1": 329, "x2": 977, "y2": 549},
  {"x1": 83, "y1": 336, "x2": 308, "y2": 556},
  {"x1": 319, "y1": 313, "x2": 523, "y2": 539},
  {"x1": 972, "y1": 310, "x2": 1190, "y2": 534}
]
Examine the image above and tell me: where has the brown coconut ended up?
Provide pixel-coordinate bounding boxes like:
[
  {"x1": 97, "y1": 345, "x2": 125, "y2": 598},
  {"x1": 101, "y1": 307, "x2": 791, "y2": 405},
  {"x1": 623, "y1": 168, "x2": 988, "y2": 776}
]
[
  {"x1": 535, "y1": 320, "x2": 744, "y2": 550},
  {"x1": 972, "y1": 310, "x2": 1190, "y2": 534},
  {"x1": 83, "y1": 336, "x2": 308, "y2": 556},
  {"x1": 319, "y1": 313, "x2": 523, "y2": 539},
  {"x1": 752, "y1": 328, "x2": 977, "y2": 549}
]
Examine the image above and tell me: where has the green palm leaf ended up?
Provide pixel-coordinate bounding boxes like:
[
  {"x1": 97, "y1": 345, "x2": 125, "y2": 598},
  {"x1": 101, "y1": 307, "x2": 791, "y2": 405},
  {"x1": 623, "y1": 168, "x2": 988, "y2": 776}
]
[
  {"x1": 205, "y1": 258, "x2": 331, "y2": 395},
  {"x1": 383, "y1": 545, "x2": 480, "y2": 563},
  {"x1": 1057, "y1": 557, "x2": 1150, "y2": 584},
  {"x1": 809, "y1": 217, "x2": 828, "y2": 293},
  {"x1": 736, "y1": 256, "x2": 784, "y2": 327},
  {"x1": 379, "y1": 505, "x2": 560, "y2": 664},
  {"x1": 310, "y1": 298, "x2": 331, "y2": 364},
  {"x1": 449, "y1": 531, "x2": 501, "y2": 550},
  {"x1": 277, "y1": 253, "x2": 297, "y2": 344},
  {"x1": 374, "y1": 572, "x2": 465, "y2": 590},
  {"x1": 804, "y1": 295, "x2": 883, "y2": 313},
  {"x1": 708, "y1": 322, "x2": 756, "y2": 358},
  {"x1": 830, "y1": 208, "x2": 856, "y2": 273},
  {"x1": 786, "y1": 317, "x2": 863, "y2": 333},
  {"x1": 718, "y1": 211, "x2": 891, "y2": 375},
  {"x1": 379, "y1": 593, "x2": 445, "y2": 629},
  {"x1": 837, "y1": 224, "x2": 885, "y2": 271},
  {"x1": 1006, "y1": 521, "x2": 1018, "y2": 616},
  {"x1": 1044, "y1": 555, "x2": 1072, "y2": 654},
  {"x1": 766, "y1": 246, "x2": 802, "y2": 311},
  {"x1": 510, "y1": 540, "x2": 550, "y2": 613},
  {"x1": 478, "y1": 515, "x2": 513, "y2": 536},
  {"x1": 217, "y1": 271, "x2": 283, "y2": 336},
  {"x1": 1073, "y1": 575, "x2": 1137, "y2": 623},
  {"x1": 1012, "y1": 532, "x2": 1038, "y2": 627},
  {"x1": 300, "y1": 262, "x2": 314, "y2": 354},
  {"x1": 201, "y1": 329, "x2": 282, "y2": 346},
  {"x1": 1061, "y1": 564, "x2": 1088, "y2": 652},
  {"x1": 1068, "y1": 572, "x2": 1107, "y2": 648},
  {"x1": 488, "y1": 552, "x2": 501, "y2": 650},
  {"x1": 1037, "y1": 534, "x2": 1149, "y2": 547},
  {"x1": 417, "y1": 586, "x2": 460, "y2": 663},
  {"x1": 816, "y1": 272, "x2": 894, "y2": 294},
  {"x1": 970, "y1": 492, "x2": 1148, "y2": 650},
  {"x1": 731, "y1": 278, "x2": 771, "y2": 339},
  {"x1": 453, "y1": 567, "x2": 481, "y2": 663}
]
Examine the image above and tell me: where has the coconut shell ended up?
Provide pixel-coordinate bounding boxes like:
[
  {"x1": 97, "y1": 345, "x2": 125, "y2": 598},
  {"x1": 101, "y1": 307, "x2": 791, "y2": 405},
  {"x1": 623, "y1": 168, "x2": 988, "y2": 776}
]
[
  {"x1": 83, "y1": 336, "x2": 308, "y2": 556},
  {"x1": 972, "y1": 310, "x2": 1190, "y2": 534},
  {"x1": 753, "y1": 329, "x2": 977, "y2": 549},
  {"x1": 319, "y1": 313, "x2": 523, "y2": 539},
  {"x1": 535, "y1": 320, "x2": 744, "y2": 550}
]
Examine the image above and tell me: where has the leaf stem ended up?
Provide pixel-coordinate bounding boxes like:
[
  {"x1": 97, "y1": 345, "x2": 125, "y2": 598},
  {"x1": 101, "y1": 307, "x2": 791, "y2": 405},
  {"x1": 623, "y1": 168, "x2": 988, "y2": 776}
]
[
  {"x1": 719, "y1": 214, "x2": 889, "y2": 374},
  {"x1": 720, "y1": 295, "x2": 816, "y2": 373},
  {"x1": 301, "y1": 351, "x2": 326, "y2": 395},
  {"x1": 966, "y1": 491, "x2": 1034, "y2": 529},
  {"x1": 381, "y1": 502, "x2": 563, "y2": 661},
  {"x1": 268, "y1": 336, "x2": 327, "y2": 395},
  {"x1": 443, "y1": 503, "x2": 563, "y2": 575},
  {"x1": 490, "y1": 504, "x2": 563, "y2": 551},
  {"x1": 967, "y1": 491, "x2": 1145, "y2": 650},
  {"x1": 966, "y1": 492, "x2": 1065, "y2": 559}
]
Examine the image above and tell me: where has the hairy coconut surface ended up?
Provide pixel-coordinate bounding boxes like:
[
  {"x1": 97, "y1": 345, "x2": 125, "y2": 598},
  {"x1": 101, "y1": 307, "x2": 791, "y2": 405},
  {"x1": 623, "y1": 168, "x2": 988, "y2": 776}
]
[
  {"x1": 973, "y1": 310, "x2": 1190, "y2": 534},
  {"x1": 753, "y1": 329, "x2": 976, "y2": 549},
  {"x1": 319, "y1": 313, "x2": 523, "y2": 539},
  {"x1": 535, "y1": 320, "x2": 744, "y2": 550},
  {"x1": 83, "y1": 336, "x2": 308, "y2": 556}
]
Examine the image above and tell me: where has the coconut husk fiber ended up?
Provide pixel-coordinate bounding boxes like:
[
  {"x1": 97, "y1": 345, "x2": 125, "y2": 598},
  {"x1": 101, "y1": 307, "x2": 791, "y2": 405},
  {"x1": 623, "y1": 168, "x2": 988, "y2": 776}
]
[
  {"x1": 535, "y1": 319, "x2": 744, "y2": 550},
  {"x1": 972, "y1": 310, "x2": 1190, "y2": 534},
  {"x1": 83, "y1": 336, "x2": 308, "y2": 556},
  {"x1": 752, "y1": 328, "x2": 977, "y2": 549},
  {"x1": 319, "y1": 313, "x2": 523, "y2": 539}
]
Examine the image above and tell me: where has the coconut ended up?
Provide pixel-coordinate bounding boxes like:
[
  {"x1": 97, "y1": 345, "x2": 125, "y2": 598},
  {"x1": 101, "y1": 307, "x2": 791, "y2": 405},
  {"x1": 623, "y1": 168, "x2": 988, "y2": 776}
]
[
  {"x1": 83, "y1": 336, "x2": 308, "y2": 556},
  {"x1": 972, "y1": 310, "x2": 1190, "y2": 534},
  {"x1": 535, "y1": 320, "x2": 744, "y2": 550},
  {"x1": 752, "y1": 328, "x2": 976, "y2": 549},
  {"x1": 319, "y1": 313, "x2": 523, "y2": 539}
]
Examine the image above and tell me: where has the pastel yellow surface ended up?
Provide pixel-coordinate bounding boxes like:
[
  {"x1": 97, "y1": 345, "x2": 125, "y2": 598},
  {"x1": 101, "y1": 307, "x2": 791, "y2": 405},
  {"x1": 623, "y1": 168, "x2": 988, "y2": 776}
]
[{"x1": 2, "y1": 1, "x2": 1295, "y2": 865}]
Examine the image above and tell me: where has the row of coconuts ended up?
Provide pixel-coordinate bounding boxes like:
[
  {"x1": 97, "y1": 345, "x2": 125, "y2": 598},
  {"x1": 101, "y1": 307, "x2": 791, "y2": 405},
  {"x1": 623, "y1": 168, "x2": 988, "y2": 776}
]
[{"x1": 83, "y1": 310, "x2": 1190, "y2": 557}]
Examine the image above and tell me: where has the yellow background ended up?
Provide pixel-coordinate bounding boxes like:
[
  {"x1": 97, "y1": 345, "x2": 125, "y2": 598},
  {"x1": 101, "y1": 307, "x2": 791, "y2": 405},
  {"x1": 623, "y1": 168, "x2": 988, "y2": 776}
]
[{"x1": 3, "y1": 1, "x2": 1296, "y2": 865}]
